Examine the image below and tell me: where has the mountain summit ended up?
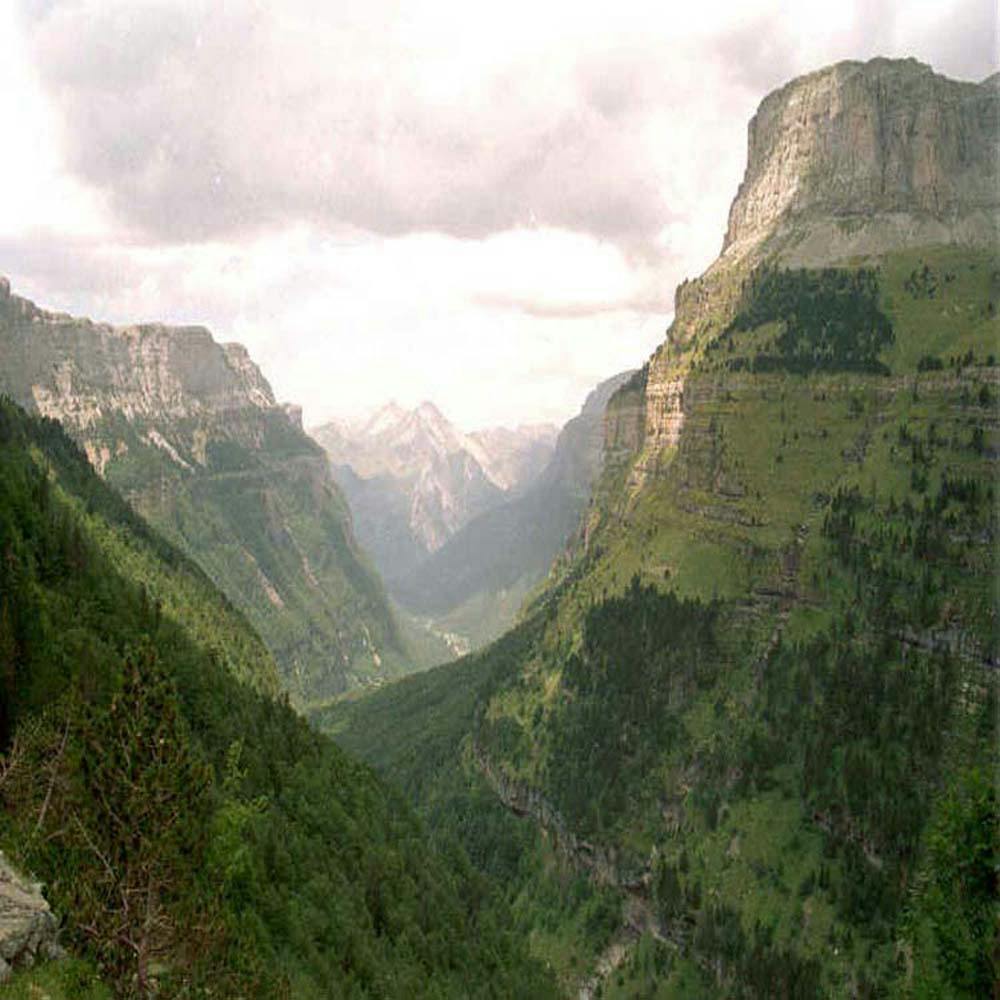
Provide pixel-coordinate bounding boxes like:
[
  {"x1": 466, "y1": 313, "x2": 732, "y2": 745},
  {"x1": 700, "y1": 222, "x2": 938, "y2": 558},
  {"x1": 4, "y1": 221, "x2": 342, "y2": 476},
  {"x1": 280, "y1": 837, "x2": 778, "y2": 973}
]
[
  {"x1": 721, "y1": 57, "x2": 998, "y2": 266},
  {"x1": 633, "y1": 57, "x2": 999, "y2": 465}
]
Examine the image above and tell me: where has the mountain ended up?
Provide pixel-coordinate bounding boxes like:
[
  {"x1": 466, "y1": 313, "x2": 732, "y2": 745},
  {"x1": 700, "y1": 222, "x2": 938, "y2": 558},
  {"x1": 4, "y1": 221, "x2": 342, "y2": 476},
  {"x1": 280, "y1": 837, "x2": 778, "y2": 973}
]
[
  {"x1": 0, "y1": 397, "x2": 556, "y2": 998},
  {"x1": 720, "y1": 57, "x2": 998, "y2": 266},
  {"x1": 392, "y1": 373, "x2": 634, "y2": 642},
  {"x1": 310, "y1": 402, "x2": 557, "y2": 582},
  {"x1": 468, "y1": 423, "x2": 561, "y2": 493},
  {"x1": 0, "y1": 283, "x2": 407, "y2": 704},
  {"x1": 322, "y1": 58, "x2": 999, "y2": 998}
]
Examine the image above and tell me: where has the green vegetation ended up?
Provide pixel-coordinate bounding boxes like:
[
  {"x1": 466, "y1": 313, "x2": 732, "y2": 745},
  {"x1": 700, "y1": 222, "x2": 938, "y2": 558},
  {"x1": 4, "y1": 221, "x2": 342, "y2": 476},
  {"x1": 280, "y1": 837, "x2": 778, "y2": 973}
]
[
  {"x1": 106, "y1": 410, "x2": 409, "y2": 704},
  {"x1": 317, "y1": 614, "x2": 631, "y2": 994},
  {"x1": 0, "y1": 398, "x2": 554, "y2": 998},
  {"x1": 535, "y1": 583, "x2": 719, "y2": 838},
  {"x1": 0, "y1": 958, "x2": 111, "y2": 1000},
  {"x1": 326, "y1": 246, "x2": 999, "y2": 997},
  {"x1": 0, "y1": 281, "x2": 414, "y2": 703},
  {"x1": 704, "y1": 265, "x2": 894, "y2": 374}
]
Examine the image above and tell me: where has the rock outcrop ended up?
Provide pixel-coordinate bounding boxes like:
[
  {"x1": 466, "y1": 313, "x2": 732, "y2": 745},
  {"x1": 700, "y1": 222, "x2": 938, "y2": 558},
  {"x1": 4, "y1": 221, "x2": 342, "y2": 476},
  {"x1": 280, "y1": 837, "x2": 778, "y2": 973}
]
[
  {"x1": 0, "y1": 291, "x2": 275, "y2": 431},
  {"x1": 623, "y1": 58, "x2": 999, "y2": 478},
  {"x1": 0, "y1": 854, "x2": 61, "y2": 982},
  {"x1": 722, "y1": 58, "x2": 999, "y2": 265}
]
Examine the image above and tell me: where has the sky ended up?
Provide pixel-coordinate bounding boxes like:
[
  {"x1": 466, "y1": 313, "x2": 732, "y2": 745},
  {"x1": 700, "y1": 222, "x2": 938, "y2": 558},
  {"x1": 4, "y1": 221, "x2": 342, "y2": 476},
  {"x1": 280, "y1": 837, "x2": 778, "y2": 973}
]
[{"x1": 1, "y1": 1, "x2": 996, "y2": 431}]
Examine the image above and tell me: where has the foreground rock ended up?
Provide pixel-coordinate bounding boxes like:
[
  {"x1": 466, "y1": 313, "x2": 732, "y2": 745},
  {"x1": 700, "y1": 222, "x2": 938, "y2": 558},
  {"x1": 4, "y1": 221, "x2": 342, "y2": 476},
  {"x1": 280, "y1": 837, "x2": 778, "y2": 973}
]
[{"x1": 0, "y1": 853, "x2": 61, "y2": 981}]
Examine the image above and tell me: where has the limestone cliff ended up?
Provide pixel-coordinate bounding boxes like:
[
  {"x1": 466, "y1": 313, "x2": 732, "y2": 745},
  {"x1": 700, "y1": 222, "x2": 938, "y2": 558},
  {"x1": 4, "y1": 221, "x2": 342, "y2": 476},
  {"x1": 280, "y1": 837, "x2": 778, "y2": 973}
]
[
  {"x1": 0, "y1": 280, "x2": 406, "y2": 701},
  {"x1": 626, "y1": 58, "x2": 999, "y2": 474},
  {"x1": 312, "y1": 402, "x2": 556, "y2": 584},
  {"x1": 0, "y1": 279, "x2": 274, "y2": 431},
  {"x1": 722, "y1": 58, "x2": 998, "y2": 265}
]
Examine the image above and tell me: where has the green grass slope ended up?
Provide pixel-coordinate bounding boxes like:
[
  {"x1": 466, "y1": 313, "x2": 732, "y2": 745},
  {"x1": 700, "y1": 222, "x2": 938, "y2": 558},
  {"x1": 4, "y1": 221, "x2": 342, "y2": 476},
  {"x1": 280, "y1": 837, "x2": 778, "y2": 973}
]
[
  {"x1": 0, "y1": 398, "x2": 555, "y2": 999},
  {"x1": 325, "y1": 245, "x2": 999, "y2": 998}
]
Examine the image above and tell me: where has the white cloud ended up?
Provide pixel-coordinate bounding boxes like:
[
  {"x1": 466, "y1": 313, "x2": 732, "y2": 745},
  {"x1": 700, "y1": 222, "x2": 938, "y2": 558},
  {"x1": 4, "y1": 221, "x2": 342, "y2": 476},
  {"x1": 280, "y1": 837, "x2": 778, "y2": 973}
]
[{"x1": 1, "y1": 0, "x2": 996, "y2": 429}]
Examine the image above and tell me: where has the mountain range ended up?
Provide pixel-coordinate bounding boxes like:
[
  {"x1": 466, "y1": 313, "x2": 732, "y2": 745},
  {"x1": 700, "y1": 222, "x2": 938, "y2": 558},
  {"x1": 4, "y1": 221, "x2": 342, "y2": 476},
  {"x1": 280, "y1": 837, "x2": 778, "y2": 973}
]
[
  {"x1": 0, "y1": 54, "x2": 995, "y2": 1000},
  {"x1": 311, "y1": 402, "x2": 557, "y2": 581},
  {"x1": 313, "y1": 387, "x2": 634, "y2": 652},
  {"x1": 0, "y1": 397, "x2": 554, "y2": 997},
  {"x1": 390, "y1": 372, "x2": 633, "y2": 641}
]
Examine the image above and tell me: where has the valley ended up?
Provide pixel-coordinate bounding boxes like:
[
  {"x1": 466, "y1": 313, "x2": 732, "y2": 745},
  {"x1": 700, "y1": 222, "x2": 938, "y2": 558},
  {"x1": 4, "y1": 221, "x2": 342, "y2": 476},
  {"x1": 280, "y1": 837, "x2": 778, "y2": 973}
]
[
  {"x1": 0, "y1": 48, "x2": 996, "y2": 1000},
  {"x1": 321, "y1": 59, "x2": 1000, "y2": 998},
  {"x1": 311, "y1": 389, "x2": 627, "y2": 654}
]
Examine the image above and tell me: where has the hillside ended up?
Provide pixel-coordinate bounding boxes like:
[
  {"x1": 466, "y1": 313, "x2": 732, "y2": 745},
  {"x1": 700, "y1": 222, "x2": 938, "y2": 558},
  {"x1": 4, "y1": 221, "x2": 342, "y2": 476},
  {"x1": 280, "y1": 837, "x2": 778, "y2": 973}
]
[
  {"x1": 323, "y1": 58, "x2": 999, "y2": 998},
  {"x1": 0, "y1": 397, "x2": 556, "y2": 998},
  {"x1": 0, "y1": 286, "x2": 408, "y2": 703}
]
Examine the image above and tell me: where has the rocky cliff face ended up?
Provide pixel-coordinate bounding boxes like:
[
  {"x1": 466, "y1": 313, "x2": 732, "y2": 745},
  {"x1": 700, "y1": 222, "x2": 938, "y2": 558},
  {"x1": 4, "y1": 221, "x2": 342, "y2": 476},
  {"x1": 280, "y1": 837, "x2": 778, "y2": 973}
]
[
  {"x1": 0, "y1": 278, "x2": 274, "y2": 430},
  {"x1": 722, "y1": 58, "x2": 999, "y2": 263},
  {"x1": 627, "y1": 58, "x2": 999, "y2": 474},
  {"x1": 0, "y1": 854, "x2": 61, "y2": 982},
  {"x1": 0, "y1": 280, "x2": 406, "y2": 701}
]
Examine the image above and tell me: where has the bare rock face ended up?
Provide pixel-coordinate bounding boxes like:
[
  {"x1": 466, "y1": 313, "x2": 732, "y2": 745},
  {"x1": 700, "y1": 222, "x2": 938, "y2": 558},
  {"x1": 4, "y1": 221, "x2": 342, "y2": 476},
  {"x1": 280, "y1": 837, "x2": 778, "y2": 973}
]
[
  {"x1": 722, "y1": 58, "x2": 999, "y2": 263},
  {"x1": 0, "y1": 854, "x2": 62, "y2": 981},
  {"x1": 0, "y1": 289, "x2": 276, "y2": 432},
  {"x1": 603, "y1": 368, "x2": 647, "y2": 460},
  {"x1": 468, "y1": 423, "x2": 559, "y2": 494},
  {"x1": 624, "y1": 58, "x2": 999, "y2": 480}
]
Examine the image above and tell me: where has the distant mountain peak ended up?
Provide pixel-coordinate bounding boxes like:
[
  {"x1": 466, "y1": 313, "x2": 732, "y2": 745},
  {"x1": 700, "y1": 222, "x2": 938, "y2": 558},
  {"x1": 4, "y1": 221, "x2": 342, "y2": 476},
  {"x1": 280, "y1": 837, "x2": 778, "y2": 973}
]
[
  {"x1": 311, "y1": 401, "x2": 560, "y2": 575},
  {"x1": 364, "y1": 400, "x2": 409, "y2": 435}
]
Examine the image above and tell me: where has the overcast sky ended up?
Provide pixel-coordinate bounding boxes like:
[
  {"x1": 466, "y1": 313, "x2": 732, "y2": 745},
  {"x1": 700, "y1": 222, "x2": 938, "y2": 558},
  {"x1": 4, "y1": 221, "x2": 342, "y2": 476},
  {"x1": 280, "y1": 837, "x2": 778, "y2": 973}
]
[{"x1": 1, "y1": 0, "x2": 996, "y2": 431}]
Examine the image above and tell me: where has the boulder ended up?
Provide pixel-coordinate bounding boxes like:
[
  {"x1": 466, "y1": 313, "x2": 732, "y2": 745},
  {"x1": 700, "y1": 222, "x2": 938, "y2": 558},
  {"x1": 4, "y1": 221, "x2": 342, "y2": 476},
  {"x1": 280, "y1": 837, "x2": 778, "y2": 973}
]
[{"x1": 0, "y1": 852, "x2": 62, "y2": 981}]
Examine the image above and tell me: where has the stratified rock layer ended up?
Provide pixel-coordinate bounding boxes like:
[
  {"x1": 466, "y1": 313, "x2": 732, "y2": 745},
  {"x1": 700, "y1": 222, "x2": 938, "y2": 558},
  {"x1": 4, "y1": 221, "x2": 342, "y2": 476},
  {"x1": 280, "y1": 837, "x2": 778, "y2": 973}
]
[{"x1": 722, "y1": 58, "x2": 998, "y2": 262}]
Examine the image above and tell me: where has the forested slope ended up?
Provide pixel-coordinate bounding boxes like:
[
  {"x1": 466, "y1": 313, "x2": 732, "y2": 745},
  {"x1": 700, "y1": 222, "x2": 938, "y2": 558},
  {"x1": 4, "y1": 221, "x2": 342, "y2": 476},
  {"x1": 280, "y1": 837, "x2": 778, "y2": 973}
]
[{"x1": 0, "y1": 398, "x2": 555, "y2": 998}]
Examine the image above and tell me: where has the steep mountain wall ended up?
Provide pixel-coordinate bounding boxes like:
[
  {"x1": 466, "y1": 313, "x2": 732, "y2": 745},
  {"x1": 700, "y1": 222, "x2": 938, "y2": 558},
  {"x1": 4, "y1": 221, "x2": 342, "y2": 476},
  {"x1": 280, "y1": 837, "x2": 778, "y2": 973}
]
[
  {"x1": 722, "y1": 58, "x2": 999, "y2": 262},
  {"x1": 0, "y1": 280, "x2": 406, "y2": 701},
  {"x1": 624, "y1": 59, "x2": 999, "y2": 474}
]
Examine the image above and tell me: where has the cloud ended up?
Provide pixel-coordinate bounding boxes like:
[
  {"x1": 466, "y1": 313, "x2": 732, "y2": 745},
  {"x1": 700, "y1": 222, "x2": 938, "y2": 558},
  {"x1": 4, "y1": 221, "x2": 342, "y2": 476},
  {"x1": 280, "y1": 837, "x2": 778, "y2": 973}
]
[
  {"x1": 0, "y1": 223, "x2": 671, "y2": 429},
  {"x1": 6, "y1": 0, "x2": 998, "y2": 430},
  {"x1": 16, "y1": 1, "x2": 999, "y2": 250},
  {"x1": 20, "y1": 0, "x2": 695, "y2": 249}
]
